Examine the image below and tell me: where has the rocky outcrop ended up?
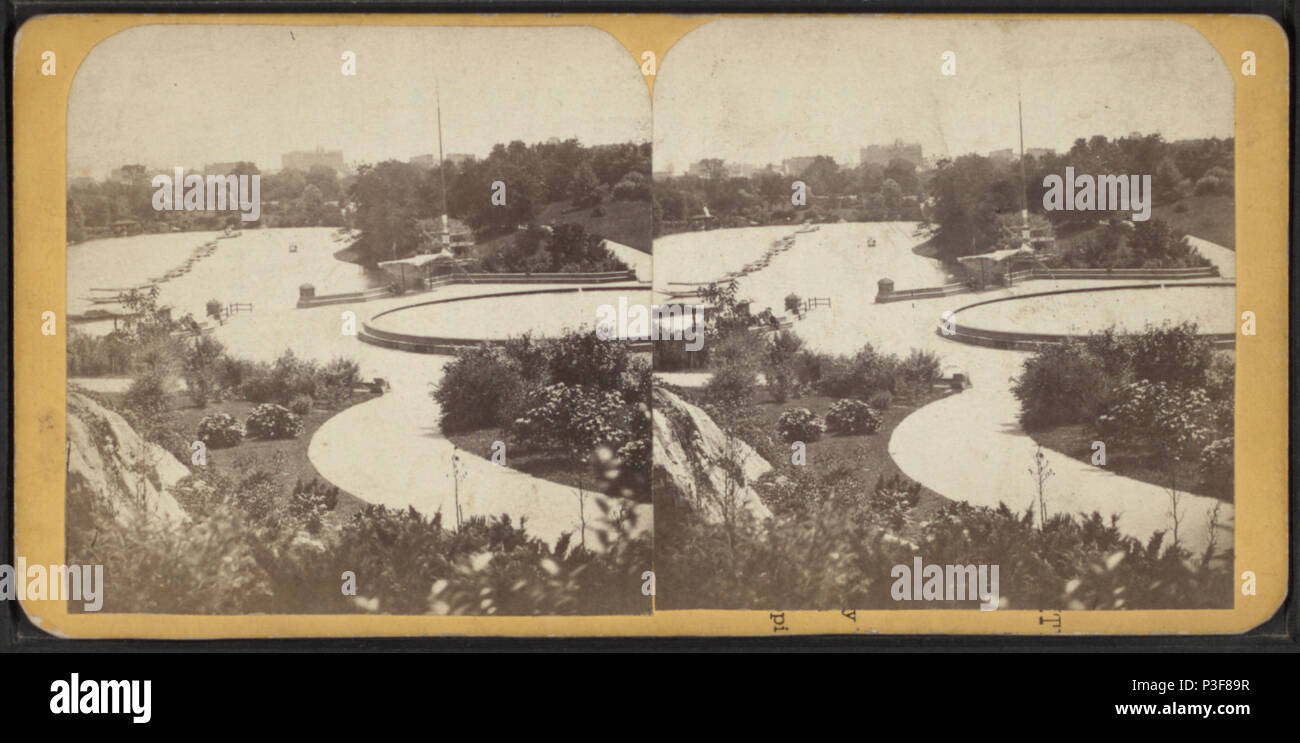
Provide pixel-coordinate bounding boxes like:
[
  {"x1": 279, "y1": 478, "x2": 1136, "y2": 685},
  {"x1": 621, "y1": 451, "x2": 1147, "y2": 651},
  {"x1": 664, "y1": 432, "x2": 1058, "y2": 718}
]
[
  {"x1": 66, "y1": 390, "x2": 188, "y2": 524},
  {"x1": 652, "y1": 387, "x2": 772, "y2": 524}
]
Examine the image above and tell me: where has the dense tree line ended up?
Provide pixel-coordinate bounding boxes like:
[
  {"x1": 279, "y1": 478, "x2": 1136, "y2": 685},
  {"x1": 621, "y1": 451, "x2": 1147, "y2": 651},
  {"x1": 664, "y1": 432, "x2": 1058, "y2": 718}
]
[
  {"x1": 67, "y1": 162, "x2": 347, "y2": 241},
  {"x1": 928, "y1": 135, "x2": 1233, "y2": 261},
  {"x1": 653, "y1": 155, "x2": 927, "y2": 232},
  {"x1": 348, "y1": 139, "x2": 650, "y2": 265}
]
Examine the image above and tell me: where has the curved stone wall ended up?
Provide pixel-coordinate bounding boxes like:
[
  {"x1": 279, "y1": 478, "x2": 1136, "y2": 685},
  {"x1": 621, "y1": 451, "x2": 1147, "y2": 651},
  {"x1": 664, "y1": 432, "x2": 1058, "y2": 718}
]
[
  {"x1": 360, "y1": 285, "x2": 653, "y2": 355},
  {"x1": 942, "y1": 281, "x2": 1237, "y2": 350}
]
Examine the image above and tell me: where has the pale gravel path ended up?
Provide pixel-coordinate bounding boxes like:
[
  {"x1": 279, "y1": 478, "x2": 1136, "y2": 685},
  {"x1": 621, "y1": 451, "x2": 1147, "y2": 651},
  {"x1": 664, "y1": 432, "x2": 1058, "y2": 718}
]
[
  {"x1": 657, "y1": 224, "x2": 1235, "y2": 555},
  {"x1": 887, "y1": 348, "x2": 1233, "y2": 555},
  {"x1": 196, "y1": 246, "x2": 652, "y2": 548},
  {"x1": 308, "y1": 378, "x2": 651, "y2": 547}
]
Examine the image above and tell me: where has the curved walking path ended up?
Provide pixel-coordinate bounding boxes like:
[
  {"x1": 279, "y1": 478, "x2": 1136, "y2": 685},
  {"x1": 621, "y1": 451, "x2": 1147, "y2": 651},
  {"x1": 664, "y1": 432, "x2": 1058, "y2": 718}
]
[
  {"x1": 185, "y1": 234, "x2": 651, "y2": 548},
  {"x1": 309, "y1": 378, "x2": 651, "y2": 547},
  {"x1": 887, "y1": 351, "x2": 1233, "y2": 555},
  {"x1": 658, "y1": 223, "x2": 1236, "y2": 555}
]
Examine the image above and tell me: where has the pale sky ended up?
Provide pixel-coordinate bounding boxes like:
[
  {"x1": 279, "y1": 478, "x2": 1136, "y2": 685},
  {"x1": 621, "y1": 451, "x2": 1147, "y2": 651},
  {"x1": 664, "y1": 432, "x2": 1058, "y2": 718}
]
[
  {"x1": 68, "y1": 24, "x2": 650, "y2": 178},
  {"x1": 654, "y1": 18, "x2": 1235, "y2": 173}
]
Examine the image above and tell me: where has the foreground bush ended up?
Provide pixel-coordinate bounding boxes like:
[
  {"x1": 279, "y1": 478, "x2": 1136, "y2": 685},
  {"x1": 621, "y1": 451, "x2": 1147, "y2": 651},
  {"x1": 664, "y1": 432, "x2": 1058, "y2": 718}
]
[
  {"x1": 181, "y1": 335, "x2": 227, "y2": 407},
  {"x1": 334, "y1": 506, "x2": 652, "y2": 616},
  {"x1": 825, "y1": 399, "x2": 882, "y2": 435},
  {"x1": 432, "y1": 346, "x2": 528, "y2": 433},
  {"x1": 244, "y1": 403, "x2": 303, "y2": 440},
  {"x1": 511, "y1": 382, "x2": 632, "y2": 463},
  {"x1": 793, "y1": 343, "x2": 938, "y2": 402},
  {"x1": 1199, "y1": 437, "x2": 1234, "y2": 496},
  {"x1": 656, "y1": 474, "x2": 1232, "y2": 611},
  {"x1": 289, "y1": 477, "x2": 341, "y2": 534},
  {"x1": 776, "y1": 408, "x2": 824, "y2": 443},
  {"x1": 1011, "y1": 340, "x2": 1113, "y2": 430},
  {"x1": 124, "y1": 370, "x2": 172, "y2": 419},
  {"x1": 196, "y1": 413, "x2": 243, "y2": 448}
]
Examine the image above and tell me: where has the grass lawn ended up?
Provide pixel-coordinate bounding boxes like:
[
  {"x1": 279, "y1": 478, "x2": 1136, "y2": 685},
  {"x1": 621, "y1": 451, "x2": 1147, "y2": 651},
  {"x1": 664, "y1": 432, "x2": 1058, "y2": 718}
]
[
  {"x1": 470, "y1": 199, "x2": 653, "y2": 265},
  {"x1": 753, "y1": 392, "x2": 956, "y2": 523},
  {"x1": 1053, "y1": 194, "x2": 1235, "y2": 254},
  {"x1": 1150, "y1": 194, "x2": 1235, "y2": 249},
  {"x1": 95, "y1": 390, "x2": 377, "y2": 521},
  {"x1": 1028, "y1": 424, "x2": 1230, "y2": 504},
  {"x1": 535, "y1": 199, "x2": 652, "y2": 253}
]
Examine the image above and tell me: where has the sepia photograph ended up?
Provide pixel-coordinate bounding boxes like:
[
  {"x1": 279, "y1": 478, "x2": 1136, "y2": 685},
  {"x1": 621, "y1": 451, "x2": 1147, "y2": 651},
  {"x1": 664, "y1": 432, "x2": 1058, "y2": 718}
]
[
  {"x1": 8, "y1": 10, "x2": 1288, "y2": 646},
  {"x1": 651, "y1": 17, "x2": 1237, "y2": 612},
  {"x1": 62, "y1": 23, "x2": 654, "y2": 616}
]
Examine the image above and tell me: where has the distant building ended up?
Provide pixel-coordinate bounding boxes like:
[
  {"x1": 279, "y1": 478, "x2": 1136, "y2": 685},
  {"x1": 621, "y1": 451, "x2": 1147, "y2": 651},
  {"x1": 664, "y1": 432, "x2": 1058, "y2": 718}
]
[
  {"x1": 859, "y1": 140, "x2": 924, "y2": 167},
  {"x1": 781, "y1": 157, "x2": 817, "y2": 176},
  {"x1": 109, "y1": 165, "x2": 151, "y2": 184},
  {"x1": 204, "y1": 161, "x2": 254, "y2": 174},
  {"x1": 282, "y1": 147, "x2": 347, "y2": 174},
  {"x1": 987, "y1": 148, "x2": 1015, "y2": 163}
]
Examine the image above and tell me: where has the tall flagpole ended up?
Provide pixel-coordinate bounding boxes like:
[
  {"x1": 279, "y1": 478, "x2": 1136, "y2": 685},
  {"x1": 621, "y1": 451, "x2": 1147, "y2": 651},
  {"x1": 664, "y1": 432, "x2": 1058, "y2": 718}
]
[
  {"x1": 437, "y1": 82, "x2": 449, "y2": 248},
  {"x1": 1018, "y1": 94, "x2": 1027, "y2": 220},
  {"x1": 1018, "y1": 91, "x2": 1030, "y2": 248}
]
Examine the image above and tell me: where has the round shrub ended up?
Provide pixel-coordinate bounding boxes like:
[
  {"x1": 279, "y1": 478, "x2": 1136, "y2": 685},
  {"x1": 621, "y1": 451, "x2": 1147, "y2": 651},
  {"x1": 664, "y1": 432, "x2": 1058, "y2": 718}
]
[
  {"x1": 433, "y1": 346, "x2": 528, "y2": 433},
  {"x1": 826, "y1": 399, "x2": 882, "y2": 435},
  {"x1": 1199, "y1": 436, "x2": 1233, "y2": 495},
  {"x1": 867, "y1": 391, "x2": 893, "y2": 411},
  {"x1": 511, "y1": 382, "x2": 629, "y2": 460},
  {"x1": 289, "y1": 394, "x2": 314, "y2": 417},
  {"x1": 196, "y1": 413, "x2": 243, "y2": 449},
  {"x1": 244, "y1": 403, "x2": 303, "y2": 440},
  {"x1": 776, "y1": 408, "x2": 824, "y2": 443},
  {"x1": 124, "y1": 370, "x2": 171, "y2": 419}
]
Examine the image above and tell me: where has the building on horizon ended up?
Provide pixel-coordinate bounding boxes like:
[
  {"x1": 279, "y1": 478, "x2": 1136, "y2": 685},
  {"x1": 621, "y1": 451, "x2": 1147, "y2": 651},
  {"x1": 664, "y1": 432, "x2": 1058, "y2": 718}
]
[
  {"x1": 282, "y1": 147, "x2": 347, "y2": 175},
  {"x1": 780, "y1": 156, "x2": 818, "y2": 176},
  {"x1": 860, "y1": 140, "x2": 924, "y2": 167},
  {"x1": 204, "y1": 161, "x2": 259, "y2": 174}
]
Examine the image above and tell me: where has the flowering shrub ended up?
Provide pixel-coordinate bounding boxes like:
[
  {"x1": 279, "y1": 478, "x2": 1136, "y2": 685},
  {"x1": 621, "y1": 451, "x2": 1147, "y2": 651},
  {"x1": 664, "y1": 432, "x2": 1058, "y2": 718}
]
[
  {"x1": 196, "y1": 413, "x2": 243, "y2": 449},
  {"x1": 244, "y1": 403, "x2": 303, "y2": 440},
  {"x1": 511, "y1": 383, "x2": 630, "y2": 462},
  {"x1": 1199, "y1": 436, "x2": 1233, "y2": 495},
  {"x1": 289, "y1": 477, "x2": 340, "y2": 534},
  {"x1": 825, "y1": 399, "x2": 882, "y2": 435},
  {"x1": 869, "y1": 473, "x2": 923, "y2": 531},
  {"x1": 776, "y1": 408, "x2": 824, "y2": 443},
  {"x1": 1097, "y1": 380, "x2": 1213, "y2": 460}
]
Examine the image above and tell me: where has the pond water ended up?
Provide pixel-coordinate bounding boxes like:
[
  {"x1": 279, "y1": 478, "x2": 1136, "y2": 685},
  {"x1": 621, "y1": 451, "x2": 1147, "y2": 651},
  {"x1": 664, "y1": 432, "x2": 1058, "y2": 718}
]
[
  {"x1": 68, "y1": 227, "x2": 383, "y2": 334},
  {"x1": 652, "y1": 222, "x2": 947, "y2": 315}
]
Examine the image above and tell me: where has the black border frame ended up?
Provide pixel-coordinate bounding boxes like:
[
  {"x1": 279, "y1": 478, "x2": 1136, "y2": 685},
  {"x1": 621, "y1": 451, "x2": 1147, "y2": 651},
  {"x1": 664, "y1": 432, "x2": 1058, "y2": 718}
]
[{"x1": 2, "y1": 0, "x2": 1295, "y2": 653}]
